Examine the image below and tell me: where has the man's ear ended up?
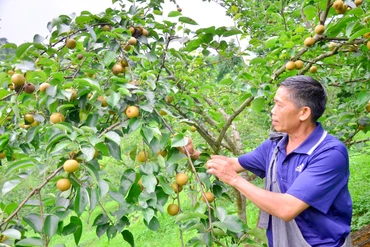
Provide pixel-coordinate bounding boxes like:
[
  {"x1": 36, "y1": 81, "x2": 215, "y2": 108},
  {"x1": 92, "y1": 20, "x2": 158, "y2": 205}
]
[{"x1": 299, "y1": 106, "x2": 311, "y2": 121}]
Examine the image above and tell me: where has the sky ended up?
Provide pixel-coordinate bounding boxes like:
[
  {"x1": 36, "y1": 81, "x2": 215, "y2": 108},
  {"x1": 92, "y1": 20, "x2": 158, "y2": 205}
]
[{"x1": 0, "y1": 0, "x2": 235, "y2": 45}]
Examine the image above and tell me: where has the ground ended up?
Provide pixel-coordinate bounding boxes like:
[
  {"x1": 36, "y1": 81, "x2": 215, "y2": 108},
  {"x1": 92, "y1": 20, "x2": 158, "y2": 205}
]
[{"x1": 352, "y1": 224, "x2": 370, "y2": 247}]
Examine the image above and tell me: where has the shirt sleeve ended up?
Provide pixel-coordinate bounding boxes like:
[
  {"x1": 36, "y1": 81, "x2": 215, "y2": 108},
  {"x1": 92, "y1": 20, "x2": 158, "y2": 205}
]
[
  {"x1": 238, "y1": 140, "x2": 273, "y2": 178},
  {"x1": 286, "y1": 146, "x2": 349, "y2": 214}
]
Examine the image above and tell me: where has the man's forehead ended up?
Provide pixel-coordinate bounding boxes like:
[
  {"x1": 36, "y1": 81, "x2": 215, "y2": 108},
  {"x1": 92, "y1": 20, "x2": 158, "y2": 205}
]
[{"x1": 274, "y1": 87, "x2": 290, "y2": 100}]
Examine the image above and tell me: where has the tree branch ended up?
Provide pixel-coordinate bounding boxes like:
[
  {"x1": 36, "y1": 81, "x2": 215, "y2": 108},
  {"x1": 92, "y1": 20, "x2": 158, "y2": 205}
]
[
  {"x1": 0, "y1": 166, "x2": 64, "y2": 227},
  {"x1": 320, "y1": 0, "x2": 332, "y2": 24},
  {"x1": 215, "y1": 96, "x2": 254, "y2": 152}
]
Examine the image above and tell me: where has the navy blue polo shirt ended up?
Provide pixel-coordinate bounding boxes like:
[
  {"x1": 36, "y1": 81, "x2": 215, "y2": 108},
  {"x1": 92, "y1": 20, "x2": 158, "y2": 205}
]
[{"x1": 238, "y1": 123, "x2": 352, "y2": 247}]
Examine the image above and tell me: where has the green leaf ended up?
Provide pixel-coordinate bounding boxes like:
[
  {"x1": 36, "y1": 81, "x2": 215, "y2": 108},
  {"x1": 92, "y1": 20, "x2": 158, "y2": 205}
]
[
  {"x1": 104, "y1": 131, "x2": 121, "y2": 145},
  {"x1": 2, "y1": 228, "x2": 21, "y2": 239},
  {"x1": 170, "y1": 133, "x2": 186, "y2": 147},
  {"x1": 14, "y1": 237, "x2": 43, "y2": 246},
  {"x1": 106, "y1": 91, "x2": 120, "y2": 107},
  {"x1": 219, "y1": 78, "x2": 233, "y2": 85},
  {"x1": 222, "y1": 27, "x2": 242, "y2": 37},
  {"x1": 303, "y1": 5, "x2": 316, "y2": 20},
  {"x1": 5, "y1": 158, "x2": 36, "y2": 176},
  {"x1": 44, "y1": 215, "x2": 60, "y2": 237},
  {"x1": 215, "y1": 207, "x2": 227, "y2": 222},
  {"x1": 70, "y1": 216, "x2": 83, "y2": 245},
  {"x1": 16, "y1": 42, "x2": 32, "y2": 57},
  {"x1": 99, "y1": 179, "x2": 109, "y2": 198},
  {"x1": 75, "y1": 15, "x2": 93, "y2": 25},
  {"x1": 81, "y1": 146, "x2": 95, "y2": 162},
  {"x1": 223, "y1": 215, "x2": 245, "y2": 233},
  {"x1": 176, "y1": 212, "x2": 209, "y2": 222},
  {"x1": 105, "y1": 138, "x2": 122, "y2": 160},
  {"x1": 142, "y1": 174, "x2": 157, "y2": 194},
  {"x1": 104, "y1": 51, "x2": 116, "y2": 67},
  {"x1": 33, "y1": 34, "x2": 45, "y2": 43},
  {"x1": 96, "y1": 223, "x2": 109, "y2": 238},
  {"x1": 26, "y1": 126, "x2": 41, "y2": 143},
  {"x1": 179, "y1": 16, "x2": 198, "y2": 25},
  {"x1": 144, "y1": 216, "x2": 160, "y2": 231},
  {"x1": 85, "y1": 24, "x2": 97, "y2": 42},
  {"x1": 2, "y1": 180, "x2": 21, "y2": 195},
  {"x1": 168, "y1": 11, "x2": 182, "y2": 17},
  {"x1": 89, "y1": 188, "x2": 98, "y2": 210},
  {"x1": 141, "y1": 126, "x2": 154, "y2": 144},
  {"x1": 93, "y1": 214, "x2": 109, "y2": 226},
  {"x1": 23, "y1": 213, "x2": 43, "y2": 233},
  {"x1": 265, "y1": 36, "x2": 279, "y2": 48},
  {"x1": 251, "y1": 97, "x2": 265, "y2": 113},
  {"x1": 74, "y1": 187, "x2": 89, "y2": 216},
  {"x1": 46, "y1": 133, "x2": 70, "y2": 153},
  {"x1": 349, "y1": 28, "x2": 370, "y2": 42},
  {"x1": 153, "y1": 9, "x2": 162, "y2": 15},
  {"x1": 119, "y1": 169, "x2": 136, "y2": 196},
  {"x1": 202, "y1": 231, "x2": 213, "y2": 246},
  {"x1": 121, "y1": 230, "x2": 135, "y2": 247},
  {"x1": 107, "y1": 225, "x2": 117, "y2": 239},
  {"x1": 186, "y1": 39, "x2": 202, "y2": 52}
]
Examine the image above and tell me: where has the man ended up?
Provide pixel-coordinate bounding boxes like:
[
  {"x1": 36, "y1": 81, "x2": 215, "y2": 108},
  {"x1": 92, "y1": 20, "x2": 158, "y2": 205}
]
[{"x1": 205, "y1": 76, "x2": 352, "y2": 246}]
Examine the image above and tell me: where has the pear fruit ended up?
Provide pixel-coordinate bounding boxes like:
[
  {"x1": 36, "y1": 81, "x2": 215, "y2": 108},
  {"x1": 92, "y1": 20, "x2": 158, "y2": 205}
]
[
  {"x1": 333, "y1": 0, "x2": 344, "y2": 9},
  {"x1": 125, "y1": 106, "x2": 139, "y2": 118},
  {"x1": 56, "y1": 178, "x2": 71, "y2": 191},
  {"x1": 285, "y1": 61, "x2": 296, "y2": 70},
  {"x1": 24, "y1": 114, "x2": 35, "y2": 124},
  {"x1": 310, "y1": 66, "x2": 318, "y2": 73},
  {"x1": 97, "y1": 96, "x2": 108, "y2": 107},
  {"x1": 294, "y1": 60, "x2": 304, "y2": 70},
  {"x1": 355, "y1": 0, "x2": 362, "y2": 6},
  {"x1": 304, "y1": 37, "x2": 315, "y2": 47},
  {"x1": 167, "y1": 204, "x2": 179, "y2": 216},
  {"x1": 314, "y1": 25, "x2": 325, "y2": 35},
  {"x1": 112, "y1": 64, "x2": 123, "y2": 75},
  {"x1": 176, "y1": 173, "x2": 188, "y2": 186},
  {"x1": 136, "y1": 150, "x2": 148, "y2": 162},
  {"x1": 128, "y1": 37, "x2": 137, "y2": 45},
  {"x1": 11, "y1": 74, "x2": 26, "y2": 86},
  {"x1": 101, "y1": 25, "x2": 111, "y2": 31},
  {"x1": 142, "y1": 29, "x2": 149, "y2": 37},
  {"x1": 129, "y1": 27, "x2": 135, "y2": 35},
  {"x1": 66, "y1": 38, "x2": 77, "y2": 49},
  {"x1": 24, "y1": 83, "x2": 36, "y2": 94},
  {"x1": 201, "y1": 191, "x2": 215, "y2": 203},
  {"x1": 50, "y1": 113, "x2": 65, "y2": 124}
]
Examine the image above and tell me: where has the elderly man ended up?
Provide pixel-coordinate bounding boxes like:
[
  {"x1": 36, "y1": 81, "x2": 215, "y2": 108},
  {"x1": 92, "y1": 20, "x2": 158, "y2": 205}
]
[{"x1": 206, "y1": 76, "x2": 352, "y2": 246}]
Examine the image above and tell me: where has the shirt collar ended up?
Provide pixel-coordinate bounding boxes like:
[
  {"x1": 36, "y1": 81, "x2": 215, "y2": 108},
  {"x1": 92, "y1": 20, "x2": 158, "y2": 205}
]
[{"x1": 277, "y1": 123, "x2": 326, "y2": 155}]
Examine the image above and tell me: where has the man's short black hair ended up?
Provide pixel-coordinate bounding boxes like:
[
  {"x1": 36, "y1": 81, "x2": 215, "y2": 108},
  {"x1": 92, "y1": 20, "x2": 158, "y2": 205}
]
[{"x1": 280, "y1": 75, "x2": 327, "y2": 122}]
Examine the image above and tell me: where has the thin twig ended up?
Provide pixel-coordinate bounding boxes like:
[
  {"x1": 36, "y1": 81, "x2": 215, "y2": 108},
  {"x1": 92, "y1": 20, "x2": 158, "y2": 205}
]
[
  {"x1": 98, "y1": 201, "x2": 114, "y2": 225},
  {"x1": 1, "y1": 92, "x2": 16, "y2": 101},
  {"x1": 98, "y1": 121, "x2": 121, "y2": 138}
]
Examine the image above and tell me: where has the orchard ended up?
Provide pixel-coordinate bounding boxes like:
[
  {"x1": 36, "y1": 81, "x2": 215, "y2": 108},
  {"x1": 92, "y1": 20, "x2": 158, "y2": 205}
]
[{"x1": 0, "y1": 0, "x2": 370, "y2": 246}]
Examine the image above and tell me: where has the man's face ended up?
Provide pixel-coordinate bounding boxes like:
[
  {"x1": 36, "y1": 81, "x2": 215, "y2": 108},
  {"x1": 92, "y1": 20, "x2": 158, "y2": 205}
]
[{"x1": 271, "y1": 86, "x2": 303, "y2": 133}]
